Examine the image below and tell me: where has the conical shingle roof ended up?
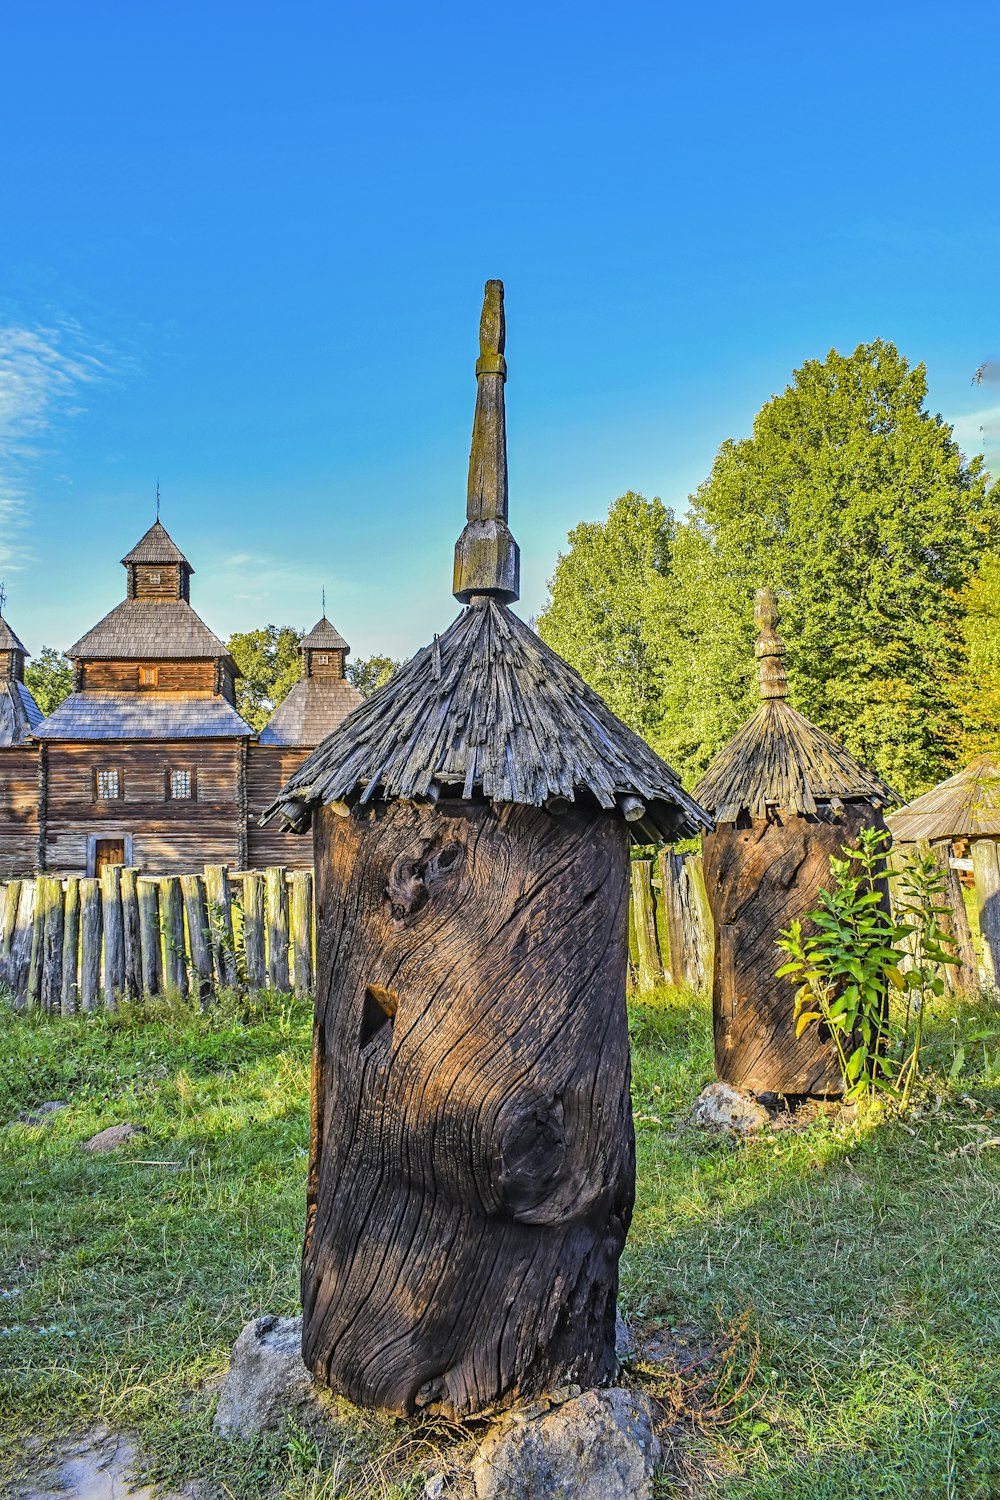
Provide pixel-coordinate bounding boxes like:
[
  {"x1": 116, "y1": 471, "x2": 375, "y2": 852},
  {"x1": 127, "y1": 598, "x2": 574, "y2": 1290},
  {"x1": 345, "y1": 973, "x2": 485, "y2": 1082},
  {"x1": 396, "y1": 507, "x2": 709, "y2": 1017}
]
[
  {"x1": 887, "y1": 754, "x2": 1000, "y2": 843},
  {"x1": 121, "y1": 520, "x2": 192, "y2": 567},
  {"x1": 694, "y1": 590, "x2": 896, "y2": 823},
  {"x1": 269, "y1": 280, "x2": 710, "y2": 846},
  {"x1": 301, "y1": 615, "x2": 349, "y2": 652},
  {"x1": 0, "y1": 615, "x2": 28, "y2": 655}
]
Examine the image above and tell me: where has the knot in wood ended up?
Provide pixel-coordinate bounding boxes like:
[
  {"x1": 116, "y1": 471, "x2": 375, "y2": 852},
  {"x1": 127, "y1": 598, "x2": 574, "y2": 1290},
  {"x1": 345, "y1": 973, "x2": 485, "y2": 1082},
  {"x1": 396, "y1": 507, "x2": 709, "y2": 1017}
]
[{"x1": 384, "y1": 836, "x2": 465, "y2": 925}]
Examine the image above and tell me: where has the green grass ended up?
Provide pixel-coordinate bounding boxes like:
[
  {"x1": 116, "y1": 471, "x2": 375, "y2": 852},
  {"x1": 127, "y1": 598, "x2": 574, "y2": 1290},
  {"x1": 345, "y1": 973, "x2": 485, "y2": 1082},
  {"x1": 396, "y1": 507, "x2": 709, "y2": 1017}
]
[{"x1": 3, "y1": 986, "x2": 1000, "y2": 1497}]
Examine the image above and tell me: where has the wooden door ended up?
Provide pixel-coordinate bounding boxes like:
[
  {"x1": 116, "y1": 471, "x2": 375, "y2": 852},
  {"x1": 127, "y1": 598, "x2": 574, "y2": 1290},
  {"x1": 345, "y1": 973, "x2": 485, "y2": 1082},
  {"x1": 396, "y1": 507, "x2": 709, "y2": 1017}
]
[{"x1": 95, "y1": 839, "x2": 125, "y2": 874}]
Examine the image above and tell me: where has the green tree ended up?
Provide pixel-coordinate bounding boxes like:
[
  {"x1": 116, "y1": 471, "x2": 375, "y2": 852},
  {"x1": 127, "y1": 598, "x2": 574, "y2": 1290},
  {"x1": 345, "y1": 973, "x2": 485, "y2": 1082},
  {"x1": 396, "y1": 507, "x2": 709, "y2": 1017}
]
[
  {"x1": 24, "y1": 646, "x2": 73, "y2": 715},
  {"x1": 226, "y1": 625, "x2": 303, "y2": 730},
  {"x1": 683, "y1": 340, "x2": 1000, "y2": 795},
  {"x1": 953, "y1": 552, "x2": 1000, "y2": 759},
  {"x1": 347, "y1": 654, "x2": 400, "y2": 698},
  {"x1": 537, "y1": 492, "x2": 674, "y2": 742}
]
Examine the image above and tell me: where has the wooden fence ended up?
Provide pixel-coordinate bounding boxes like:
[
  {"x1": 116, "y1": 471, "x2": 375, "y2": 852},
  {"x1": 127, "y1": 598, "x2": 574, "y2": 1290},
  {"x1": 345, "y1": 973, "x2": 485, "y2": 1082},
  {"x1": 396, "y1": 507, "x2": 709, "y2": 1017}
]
[
  {"x1": 0, "y1": 865, "x2": 315, "y2": 1012},
  {"x1": 628, "y1": 852, "x2": 713, "y2": 992}
]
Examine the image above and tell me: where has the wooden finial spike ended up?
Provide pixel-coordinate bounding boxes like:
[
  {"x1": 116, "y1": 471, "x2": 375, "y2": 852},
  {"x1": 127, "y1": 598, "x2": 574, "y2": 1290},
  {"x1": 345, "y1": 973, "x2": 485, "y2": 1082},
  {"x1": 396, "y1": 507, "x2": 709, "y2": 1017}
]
[
  {"x1": 754, "y1": 587, "x2": 788, "y2": 701},
  {"x1": 453, "y1": 280, "x2": 520, "y2": 604},
  {"x1": 156, "y1": 479, "x2": 161, "y2": 521}
]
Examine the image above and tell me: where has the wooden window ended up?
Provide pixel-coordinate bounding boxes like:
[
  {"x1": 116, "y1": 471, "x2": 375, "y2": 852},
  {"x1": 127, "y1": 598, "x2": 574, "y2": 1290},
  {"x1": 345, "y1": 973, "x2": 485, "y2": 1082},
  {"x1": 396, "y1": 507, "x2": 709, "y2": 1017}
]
[
  {"x1": 168, "y1": 768, "x2": 195, "y2": 800},
  {"x1": 139, "y1": 665, "x2": 158, "y2": 687},
  {"x1": 149, "y1": 572, "x2": 161, "y2": 584},
  {"x1": 316, "y1": 654, "x2": 330, "y2": 664},
  {"x1": 95, "y1": 768, "x2": 122, "y2": 800}
]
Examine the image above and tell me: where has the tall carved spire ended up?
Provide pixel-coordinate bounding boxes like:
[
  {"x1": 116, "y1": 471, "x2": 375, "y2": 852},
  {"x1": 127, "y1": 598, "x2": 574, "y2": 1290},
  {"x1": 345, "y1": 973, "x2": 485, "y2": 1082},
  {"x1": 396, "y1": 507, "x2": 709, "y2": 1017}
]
[
  {"x1": 754, "y1": 587, "x2": 788, "y2": 701},
  {"x1": 453, "y1": 280, "x2": 520, "y2": 604}
]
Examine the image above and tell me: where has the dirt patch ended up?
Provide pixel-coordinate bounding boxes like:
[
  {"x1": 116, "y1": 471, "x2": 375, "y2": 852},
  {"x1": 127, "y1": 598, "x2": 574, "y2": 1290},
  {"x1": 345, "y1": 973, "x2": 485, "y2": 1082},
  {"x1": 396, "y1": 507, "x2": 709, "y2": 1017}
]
[{"x1": 14, "y1": 1430, "x2": 195, "y2": 1500}]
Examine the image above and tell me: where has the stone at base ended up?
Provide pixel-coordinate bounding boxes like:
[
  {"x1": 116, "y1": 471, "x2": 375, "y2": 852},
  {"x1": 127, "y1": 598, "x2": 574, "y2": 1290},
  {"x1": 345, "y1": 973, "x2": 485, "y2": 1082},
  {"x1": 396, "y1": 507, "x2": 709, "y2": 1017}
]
[
  {"x1": 471, "y1": 1388, "x2": 660, "y2": 1500},
  {"x1": 690, "y1": 1082, "x2": 769, "y2": 1135},
  {"x1": 214, "y1": 1315, "x2": 314, "y2": 1439}
]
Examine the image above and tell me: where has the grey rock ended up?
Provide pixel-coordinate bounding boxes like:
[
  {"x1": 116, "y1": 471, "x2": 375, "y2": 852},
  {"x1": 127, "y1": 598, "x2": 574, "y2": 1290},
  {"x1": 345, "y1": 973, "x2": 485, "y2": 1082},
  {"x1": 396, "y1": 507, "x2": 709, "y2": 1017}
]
[
  {"x1": 690, "y1": 1082, "x2": 769, "y2": 1135},
  {"x1": 615, "y1": 1306, "x2": 634, "y2": 1359},
  {"x1": 80, "y1": 1122, "x2": 145, "y2": 1152},
  {"x1": 214, "y1": 1314, "x2": 314, "y2": 1439},
  {"x1": 472, "y1": 1387, "x2": 660, "y2": 1500},
  {"x1": 16, "y1": 1102, "x2": 68, "y2": 1127}
]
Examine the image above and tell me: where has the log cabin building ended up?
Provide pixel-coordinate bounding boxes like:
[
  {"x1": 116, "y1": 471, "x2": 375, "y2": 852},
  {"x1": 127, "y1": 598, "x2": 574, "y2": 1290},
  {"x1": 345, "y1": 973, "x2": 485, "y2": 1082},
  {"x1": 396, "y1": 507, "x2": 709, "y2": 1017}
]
[
  {"x1": 0, "y1": 520, "x2": 362, "y2": 878},
  {"x1": 0, "y1": 611, "x2": 44, "y2": 876}
]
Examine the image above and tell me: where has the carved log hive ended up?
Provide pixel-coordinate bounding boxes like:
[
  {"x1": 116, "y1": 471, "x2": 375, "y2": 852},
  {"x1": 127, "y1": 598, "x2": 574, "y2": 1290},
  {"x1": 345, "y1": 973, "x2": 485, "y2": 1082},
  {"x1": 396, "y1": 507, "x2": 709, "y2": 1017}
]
[
  {"x1": 695, "y1": 589, "x2": 896, "y2": 1097},
  {"x1": 703, "y1": 801, "x2": 888, "y2": 1094},
  {"x1": 303, "y1": 798, "x2": 634, "y2": 1416},
  {"x1": 270, "y1": 280, "x2": 709, "y2": 1417}
]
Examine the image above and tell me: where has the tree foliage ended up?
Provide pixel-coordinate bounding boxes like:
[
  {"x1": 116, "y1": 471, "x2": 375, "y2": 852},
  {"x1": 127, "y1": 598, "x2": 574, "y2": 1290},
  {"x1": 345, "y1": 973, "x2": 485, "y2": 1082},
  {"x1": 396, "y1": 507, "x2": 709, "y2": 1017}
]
[
  {"x1": 347, "y1": 654, "x2": 400, "y2": 698},
  {"x1": 226, "y1": 625, "x2": 302, "y2": 731},
  {"x1": 541, "y1": 342, "x2": 1000, "y2": 796},
  {"x1": 23, "y1": 647, "x2": 73, "y2": 715}
]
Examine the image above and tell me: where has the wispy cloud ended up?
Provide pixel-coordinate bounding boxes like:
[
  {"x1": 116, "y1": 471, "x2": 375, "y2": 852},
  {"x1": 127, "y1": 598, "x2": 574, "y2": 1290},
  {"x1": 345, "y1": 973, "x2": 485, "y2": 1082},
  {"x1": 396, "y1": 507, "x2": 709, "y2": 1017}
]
[
  {"x1": 0, "y1": 320, "x2": 108, "y2": 573},
  {"x1": 949, "y1": 403, "x2": 1000, "y2": 463}
]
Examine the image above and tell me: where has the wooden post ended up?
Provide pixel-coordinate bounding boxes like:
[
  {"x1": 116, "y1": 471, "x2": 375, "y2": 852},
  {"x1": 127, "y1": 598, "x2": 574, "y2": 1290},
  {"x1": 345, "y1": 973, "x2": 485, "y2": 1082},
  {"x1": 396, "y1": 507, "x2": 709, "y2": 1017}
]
[
  {"x1": 40, "y1": 876, "x2": 64, "y2": 1014},
  {"x1": 61, "y1": 878, "x2": 81, "y2": 1015},
  {"x1": 137, "y1": 879, "x2": 162, "y2": 996},
  {"x1": 204, "y1": 864, "x2": 238, "y2": 989},
  {"x1": 265, "y1": 866, "x2": 289, "y2": 991},
  {"x1": 1, "y1": 878, "x2": 21, "y2": 985},
  {"x1": 181, "y1": 874, "x2": 214, "y2": 1001},
  {"x1": 79, "y1": 879, "x2": 102, "y2": 1011},
  {"x1": 686, "y1": 853, "x2": 714, "y2": 990},
  {"x1": 242, "y1": 873, "x2": 266, "y2": 990},
  {"x1": 289, "y1": 870, "x2": 314, "y2": 995},
  {"x1": 928, "y1": 841, "x2": 978, "y2": 992},
  {"x1": 25, "y1": 876, "x2": 47, "y2": 1009},
  {"x1": 10, "y1": 879, "x2": 35, "y2": 1007},
  {"x1": 160, "y1": 877, "x2": 188, "y2": 997},
  {"x1": 971, "y1": 839, "x2": 1000, "y2": 982},
  {"x1": 121, "y1": 867, "x2": 142, "y2": 1000},
  {"x1": 101, "y1": 864, "x2": 124, "y2": 1008},
  {"x1": 629, "y1": 859, "x2": 661, "y2": 991}
]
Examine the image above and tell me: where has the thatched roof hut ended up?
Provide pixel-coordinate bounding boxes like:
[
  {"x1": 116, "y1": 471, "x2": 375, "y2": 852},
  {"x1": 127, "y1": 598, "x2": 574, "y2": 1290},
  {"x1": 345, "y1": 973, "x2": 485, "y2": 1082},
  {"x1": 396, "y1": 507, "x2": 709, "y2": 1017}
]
[{"x1": 694, "y1": 589, "x2": 895, "y2": 1096}]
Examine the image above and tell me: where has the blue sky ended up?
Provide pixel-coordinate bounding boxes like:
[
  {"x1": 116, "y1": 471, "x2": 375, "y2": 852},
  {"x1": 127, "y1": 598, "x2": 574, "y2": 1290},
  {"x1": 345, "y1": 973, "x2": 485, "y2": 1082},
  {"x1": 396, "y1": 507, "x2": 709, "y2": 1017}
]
[{"x1": 1, "y1": 0, "x2": 998, "y2": 664}]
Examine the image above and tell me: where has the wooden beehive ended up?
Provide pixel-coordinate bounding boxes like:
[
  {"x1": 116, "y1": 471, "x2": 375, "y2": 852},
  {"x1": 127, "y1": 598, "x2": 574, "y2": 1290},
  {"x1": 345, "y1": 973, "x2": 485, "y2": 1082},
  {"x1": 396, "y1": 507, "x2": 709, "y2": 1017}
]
[
  {"x1": 694, "y1": 590, "x2": 896, "y2": 1096},
  {"x1": 268, "y1": 281, "x2": 710, "y2": 1417}
]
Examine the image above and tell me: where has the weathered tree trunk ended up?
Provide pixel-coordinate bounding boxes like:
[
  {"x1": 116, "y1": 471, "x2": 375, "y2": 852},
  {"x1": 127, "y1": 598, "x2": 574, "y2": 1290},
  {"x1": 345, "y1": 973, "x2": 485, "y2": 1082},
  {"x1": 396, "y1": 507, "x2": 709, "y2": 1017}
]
[
  {"x1": 304, "y1": 797, "x2": 634, "y2": 1419},
  {"x1": 703, "y1": 802, "x2": 886, "y2": 1095}
]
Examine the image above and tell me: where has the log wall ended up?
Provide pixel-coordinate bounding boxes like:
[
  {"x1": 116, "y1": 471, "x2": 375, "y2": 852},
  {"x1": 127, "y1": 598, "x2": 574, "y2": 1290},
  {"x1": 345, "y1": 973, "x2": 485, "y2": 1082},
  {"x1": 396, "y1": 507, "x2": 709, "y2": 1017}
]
[
  {"x1": 246, "y1": 746, "x2": 314, "y2": 869},
  {"x1": 43, "y1": 740, "x2": 244, "y2": 875},
  {"x1": 0, "y1": 747, "x2": 42, "y2": 877}
]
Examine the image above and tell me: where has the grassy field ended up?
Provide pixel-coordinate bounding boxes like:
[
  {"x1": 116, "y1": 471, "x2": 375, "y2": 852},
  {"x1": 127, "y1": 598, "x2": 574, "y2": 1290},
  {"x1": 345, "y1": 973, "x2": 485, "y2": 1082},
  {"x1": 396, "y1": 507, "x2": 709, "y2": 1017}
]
[{"x1": 3, "y1": 984, "x2": 1000, "y2": 1498}]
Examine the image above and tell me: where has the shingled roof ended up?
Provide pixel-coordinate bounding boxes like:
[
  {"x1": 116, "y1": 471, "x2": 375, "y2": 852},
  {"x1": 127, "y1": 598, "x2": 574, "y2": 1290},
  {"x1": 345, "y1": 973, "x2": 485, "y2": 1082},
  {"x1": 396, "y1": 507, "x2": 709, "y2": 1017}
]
[
  {"x1": 0, "y1": 681, "x2": 42, "y2": 747},
  {"x1": 67, "y1": 599, "x2": 230, "y2": 661},
  {"x1": 887, "y1": 754, "x2": 1000, "y2": 843},
  {"x1": 268, "y1": 280, "x2": 710, "y2": 845},
  {"x1": 301, "y1": 615, "x2": 349, "y2": 652},
  {"x1": 695, "y1": 590, "x2": 896, "y2": 823},
  {"x1": 121, "y1": 520, "x2": 192, "y2": 568},
  {"x1": 0, "y1": 616, "x2": 28, "y2": 655},
  {"x1": 35, "y1": 692, "x2": 252, "y2": 741}
]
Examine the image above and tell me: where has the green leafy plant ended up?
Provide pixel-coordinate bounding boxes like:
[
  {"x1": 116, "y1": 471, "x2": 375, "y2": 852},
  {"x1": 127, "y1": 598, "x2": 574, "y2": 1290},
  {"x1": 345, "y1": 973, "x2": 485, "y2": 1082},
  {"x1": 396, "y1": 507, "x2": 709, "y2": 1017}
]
[
  {"x1": 777, "y1": 829, "x2": 960, "y2": 1106},
  {"x1": 776, "y1": 826, "x2": 902, "y2": 1101}
]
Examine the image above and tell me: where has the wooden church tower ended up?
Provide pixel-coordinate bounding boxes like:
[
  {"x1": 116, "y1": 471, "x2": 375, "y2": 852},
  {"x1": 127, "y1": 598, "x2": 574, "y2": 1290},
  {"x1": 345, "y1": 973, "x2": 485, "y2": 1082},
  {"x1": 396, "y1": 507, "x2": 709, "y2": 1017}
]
[{"x1": 268, "y1": 281, "x2": 709, "y2": 1418}]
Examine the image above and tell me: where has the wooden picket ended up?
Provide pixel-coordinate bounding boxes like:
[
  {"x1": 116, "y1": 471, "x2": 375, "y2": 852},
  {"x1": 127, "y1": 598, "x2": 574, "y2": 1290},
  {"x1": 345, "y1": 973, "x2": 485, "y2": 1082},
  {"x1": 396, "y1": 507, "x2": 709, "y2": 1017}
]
[{"x1": 0, "y1": 865, "x2": 317, "y2": 1012}]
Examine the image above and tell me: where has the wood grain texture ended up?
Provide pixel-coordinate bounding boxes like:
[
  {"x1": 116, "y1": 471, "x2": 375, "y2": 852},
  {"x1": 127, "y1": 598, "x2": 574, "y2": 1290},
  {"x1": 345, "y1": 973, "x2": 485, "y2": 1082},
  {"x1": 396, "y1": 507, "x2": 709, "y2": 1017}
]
[
  {"x1": 303, "y1": 797, "x2": 634, "y2": 1419},
  {"x1": 703, "y1": 803, "x2": 888, "y2": 1095}
]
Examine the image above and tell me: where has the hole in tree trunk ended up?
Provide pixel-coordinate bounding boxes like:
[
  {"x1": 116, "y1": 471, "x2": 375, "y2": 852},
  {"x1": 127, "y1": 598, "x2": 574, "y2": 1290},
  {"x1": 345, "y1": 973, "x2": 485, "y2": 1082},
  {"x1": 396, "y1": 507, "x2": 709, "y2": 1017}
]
[{"x1": 360, "y1": 985, "x2": 398, "y2": 1049}]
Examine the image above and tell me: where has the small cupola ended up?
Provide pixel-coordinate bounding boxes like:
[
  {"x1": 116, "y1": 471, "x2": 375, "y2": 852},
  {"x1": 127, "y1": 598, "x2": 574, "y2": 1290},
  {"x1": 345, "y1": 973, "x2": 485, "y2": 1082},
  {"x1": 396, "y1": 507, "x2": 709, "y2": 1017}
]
[
  {"x1": 121, "y1": 521, "x2": 194, "y2": 602},
  {"x1": 0, "y1": 611, "x2": 28, "y2": 683},
  {"x1": 300, "y1": 616, "x2": 350, "y2": 680}
]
